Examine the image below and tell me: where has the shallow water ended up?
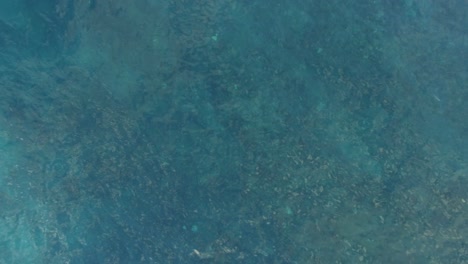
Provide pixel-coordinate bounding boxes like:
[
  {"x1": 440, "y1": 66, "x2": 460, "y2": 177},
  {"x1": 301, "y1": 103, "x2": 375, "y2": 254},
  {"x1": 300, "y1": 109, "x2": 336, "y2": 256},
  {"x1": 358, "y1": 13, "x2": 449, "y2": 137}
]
[{"x1": 0, "y1": 1, "x2": 467, "y2": 263}]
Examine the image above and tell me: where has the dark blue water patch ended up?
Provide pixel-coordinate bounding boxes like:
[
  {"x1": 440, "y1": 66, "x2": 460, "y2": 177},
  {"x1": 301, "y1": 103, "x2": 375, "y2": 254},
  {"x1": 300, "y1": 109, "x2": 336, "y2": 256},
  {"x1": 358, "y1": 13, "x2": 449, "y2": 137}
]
[
  {"x1": 25, "y1": 0, "x2": 74, "y2": 53},
  {"x1": 0, "y1": 20, "x2": 24, "y2": 53},
  {"x1": 87, "y1": 0, "x2": 96, "y2": 10}
]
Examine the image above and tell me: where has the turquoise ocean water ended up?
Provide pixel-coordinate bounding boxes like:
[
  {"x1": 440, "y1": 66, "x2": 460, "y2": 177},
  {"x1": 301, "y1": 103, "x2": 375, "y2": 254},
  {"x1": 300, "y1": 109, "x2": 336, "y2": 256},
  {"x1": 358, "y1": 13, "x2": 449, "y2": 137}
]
[{"x1": 0, "y1": 1, "x2": 467, "y2": 263}]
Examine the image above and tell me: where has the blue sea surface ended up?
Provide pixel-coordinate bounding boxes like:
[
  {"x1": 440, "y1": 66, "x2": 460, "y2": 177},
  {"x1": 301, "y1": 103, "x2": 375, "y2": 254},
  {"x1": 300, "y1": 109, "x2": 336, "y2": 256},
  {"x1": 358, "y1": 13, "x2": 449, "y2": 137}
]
[{"x1": 0, "y1": 1, "x2": 467, "y2": 263}]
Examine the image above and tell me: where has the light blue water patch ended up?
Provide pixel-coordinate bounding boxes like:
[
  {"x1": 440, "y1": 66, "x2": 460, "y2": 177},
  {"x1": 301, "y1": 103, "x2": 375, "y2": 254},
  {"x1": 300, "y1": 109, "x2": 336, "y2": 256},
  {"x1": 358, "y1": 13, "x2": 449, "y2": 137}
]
[
  {"x1": 0, "y1": 183, "x2": 45, "y2": 263},
  {"x1": 0, "y1": 123, "x2": 45, "y2": 262}
]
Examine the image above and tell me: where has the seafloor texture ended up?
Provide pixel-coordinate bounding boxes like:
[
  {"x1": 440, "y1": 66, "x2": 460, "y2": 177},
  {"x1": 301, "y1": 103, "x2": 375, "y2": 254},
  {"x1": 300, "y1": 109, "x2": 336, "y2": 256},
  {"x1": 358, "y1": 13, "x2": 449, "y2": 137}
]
[{"x1": 0, "y1": 0, "x2": 467, "y2": 263}]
